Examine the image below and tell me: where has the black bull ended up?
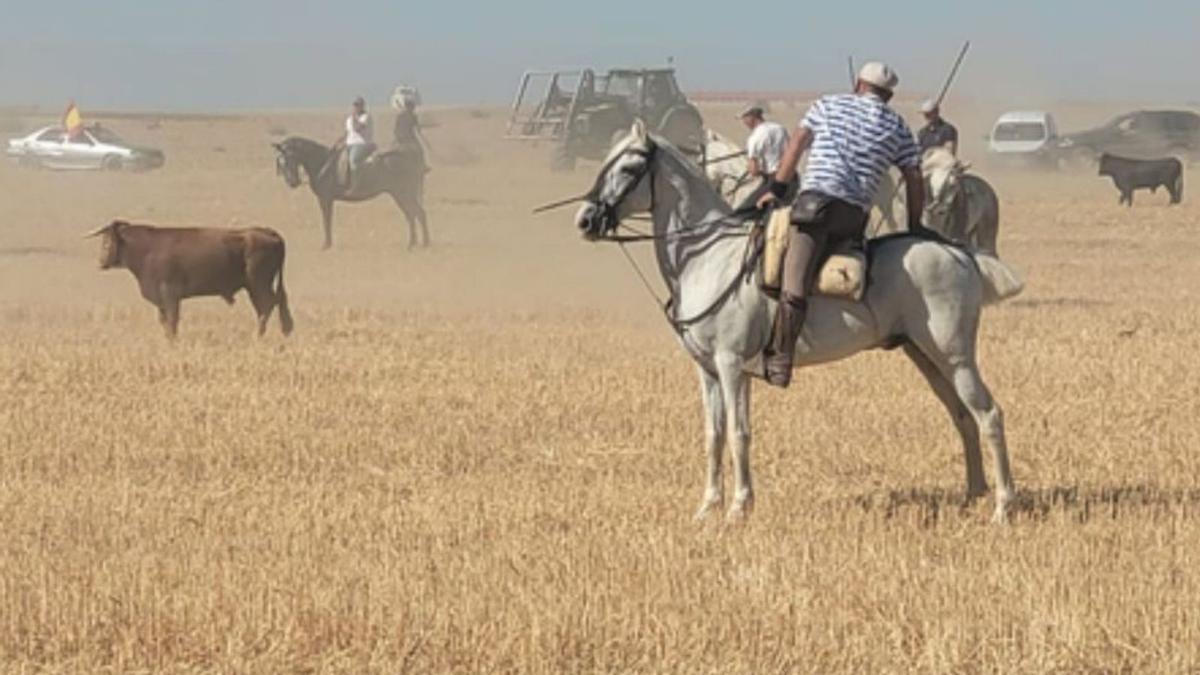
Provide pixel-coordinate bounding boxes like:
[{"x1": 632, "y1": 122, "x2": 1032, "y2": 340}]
[{"x1": 1098, "y1": 153, "x2": 1183, "y2": 207}]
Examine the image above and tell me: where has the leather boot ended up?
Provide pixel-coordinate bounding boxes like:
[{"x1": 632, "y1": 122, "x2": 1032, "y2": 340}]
[{"x1": 764, "y1": 296, "x2": 806, "y2": 388}]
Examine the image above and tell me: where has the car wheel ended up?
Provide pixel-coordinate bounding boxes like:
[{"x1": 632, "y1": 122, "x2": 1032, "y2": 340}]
[
  {"x1": 102, "y1": 155, "x2": 124, "y2": 171},
  {"x1": 17, "y1": 156, "x2": 41, "y2": 170}
]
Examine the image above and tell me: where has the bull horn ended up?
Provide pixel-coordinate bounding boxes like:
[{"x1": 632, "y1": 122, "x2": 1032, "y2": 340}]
[
  {"x1": 82, "y1": 224, "x2": 111, "y2": 238},
  {"x1": 959, "y1": 161, "x2": 972, "y2": 172}
]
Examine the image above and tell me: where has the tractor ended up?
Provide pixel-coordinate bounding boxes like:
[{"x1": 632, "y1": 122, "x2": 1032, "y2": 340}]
[{"x1": 505, "y1": 67, "x2": 704, "y2": 171}]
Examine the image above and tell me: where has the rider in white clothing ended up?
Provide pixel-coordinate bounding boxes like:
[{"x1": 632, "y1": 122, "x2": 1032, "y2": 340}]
[{"x1": 736, "y1": 105, "x2": 793, "y2": 211}]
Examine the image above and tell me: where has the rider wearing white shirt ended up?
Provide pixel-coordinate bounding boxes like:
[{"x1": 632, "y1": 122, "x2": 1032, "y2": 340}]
[
  {"x1": 345, "y1": 96, "x2": 374, "y2": 183},
  {"x1": 737, "y1": 106, "x2": 793, "y2": 211}
]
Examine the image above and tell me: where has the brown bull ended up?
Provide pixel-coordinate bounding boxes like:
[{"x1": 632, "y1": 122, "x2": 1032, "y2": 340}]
[{"x1": 86, "y1": 220, "x2": 294, "y2": 338}]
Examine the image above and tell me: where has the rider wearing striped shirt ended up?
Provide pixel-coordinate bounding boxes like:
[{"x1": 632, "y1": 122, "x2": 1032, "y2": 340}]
[{"x1": 756, "y1": 61, "x2": 927, "y2": 388}]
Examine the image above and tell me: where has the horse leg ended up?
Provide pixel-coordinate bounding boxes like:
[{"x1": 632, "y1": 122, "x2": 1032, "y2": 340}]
[
  {"x1": 716, "y1": 356, "x2": 753, "y2": 521},
  {"x1": 389, "y1": 194, "x2": 421, "y2": 250},
  {"x1": 319, "y1": 198, "x2": 335, "y2": 250},
  {"x1": 948, "y1": 364, "x2": 1014, "y2": 523},
  {"x1": 902, "y1": 344, "x2": 987, "y2": 499},
  {"x1": 694, "y1": 366, "x2": 726, "y2": 521}
]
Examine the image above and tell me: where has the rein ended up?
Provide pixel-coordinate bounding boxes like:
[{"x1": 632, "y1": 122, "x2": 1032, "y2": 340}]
[{"x1": 583, "y1": 140, "x2": 763, "y2": 332}]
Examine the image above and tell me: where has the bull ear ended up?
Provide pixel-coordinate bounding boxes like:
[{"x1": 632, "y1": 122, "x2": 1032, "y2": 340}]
[{"x1": 271, "y1": 142, "x2": 283, "y2": 151}]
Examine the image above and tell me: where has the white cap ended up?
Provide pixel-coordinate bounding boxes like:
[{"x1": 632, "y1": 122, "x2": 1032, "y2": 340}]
[
  {"x1": 920, "y1": 99, "x2": 938, "y2": 114},
  {"x1": 857, "y1": 61, "x2": 899, "y2": 91}
]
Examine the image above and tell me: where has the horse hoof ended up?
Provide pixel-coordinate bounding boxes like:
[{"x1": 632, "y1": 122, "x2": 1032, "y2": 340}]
[
  {"x1": 694, "y1": 500, "x2": 722, "y2": 522},
  {"x1": 725, "y1": 502, "x2": 753, "y2": 524}
]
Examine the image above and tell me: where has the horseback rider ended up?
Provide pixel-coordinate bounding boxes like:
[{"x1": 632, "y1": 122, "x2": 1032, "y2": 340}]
[
  {"x1": 756, "y1": 61, "x2": 926, "y2": 388},
  {"x1": 392, "y1": 87, "x2": 429, "y2": 173},
  {"x1": 343, "y1": 96, "x2": 375, "y2": 189},
  {"x1": 737, "y1": 105, "x2": 794, "y2": 212},
  {"x1": 918, "y1": 99, "x2": 959, "y2": 155}
]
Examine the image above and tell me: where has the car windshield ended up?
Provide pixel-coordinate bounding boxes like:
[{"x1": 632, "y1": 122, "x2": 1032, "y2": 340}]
[
  {"x1": 87, "y1": 125, "x2": 124, "y2": 144},
  {"x1": 602, "y1": 74, "x2": 640, "y2": 101},
  {"x1": 993, "y1": 122, "x2": 1046, "y2": 142}
]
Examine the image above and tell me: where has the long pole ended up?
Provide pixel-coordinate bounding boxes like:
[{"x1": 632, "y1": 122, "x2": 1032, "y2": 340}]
[
  {"x1": 935, "y1": 41, "x2": 971, "y2": 107},
  {"x1": 847, "y1": 56, "x2": 856, "y2": 89}
]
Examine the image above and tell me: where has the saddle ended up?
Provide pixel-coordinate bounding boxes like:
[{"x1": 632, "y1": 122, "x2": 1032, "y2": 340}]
[{"x1": 760, "y1": 207, "x2": 867, "y2": 301}]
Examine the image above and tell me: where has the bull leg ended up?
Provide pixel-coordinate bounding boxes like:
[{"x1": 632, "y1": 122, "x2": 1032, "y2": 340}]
[
  {"x1": 157, "y1": 287, "x2": 181, "y2": 339},
  {"x1": 248, "y1": 285, "x2": 275, "y2": 337}
]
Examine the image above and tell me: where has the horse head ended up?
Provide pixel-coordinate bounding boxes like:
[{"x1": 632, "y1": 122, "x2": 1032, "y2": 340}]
[
  {"x1": 272, "y1": 139, "x2": 305, "y2": 189},
  {"x1": 922, "y1": 144, "x2": 968, "y2": 220},
  {"x1": 575, "y1": 120, "x2": 658, "y2": 240}
]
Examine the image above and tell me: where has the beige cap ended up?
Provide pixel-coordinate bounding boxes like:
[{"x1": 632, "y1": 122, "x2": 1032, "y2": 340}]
[
  {"x1": 920, "y1": 99, "x2": 938, "y2": 113},
  {"x1": 857, "y1": 62, "x2": 899, "y2": 91}
]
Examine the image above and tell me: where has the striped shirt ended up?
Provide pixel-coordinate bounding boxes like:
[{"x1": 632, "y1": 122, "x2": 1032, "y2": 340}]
[{"x1": 799, "y1": 93, "x2": 920, "y2": 209}]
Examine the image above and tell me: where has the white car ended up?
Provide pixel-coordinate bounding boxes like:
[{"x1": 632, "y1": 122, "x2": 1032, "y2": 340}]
[
  {"x1": 6, "y1": 124, "x2": 164, "y2": 171},
  {"x1": 986, "y1": 111, "x2": 1059, "y2": 165}
]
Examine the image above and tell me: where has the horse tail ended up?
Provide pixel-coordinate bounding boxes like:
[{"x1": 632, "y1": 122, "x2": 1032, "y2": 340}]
[{"x1": 972, "y1": 252, "x2": 1025, "y2": 305}]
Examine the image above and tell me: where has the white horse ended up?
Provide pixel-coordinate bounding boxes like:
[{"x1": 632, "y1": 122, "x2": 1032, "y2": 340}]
[
  {"x1": 702, "y1": 129, "x2": 757, "y2": 205},
  {"x1": 703, "y1": 128, "x2": 902, "y2": 230},
  {"x1": 575, "y1": 121, "x2": 1023, "y2": 523},
  {"x1": 922, "y1": 146, "x2": 1002, "y2": 254}
]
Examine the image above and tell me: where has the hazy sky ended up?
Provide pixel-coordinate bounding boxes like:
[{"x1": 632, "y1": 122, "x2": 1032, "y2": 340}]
[{"x1": 1, "y1": 1, "x2": 1197, "y2": 110}]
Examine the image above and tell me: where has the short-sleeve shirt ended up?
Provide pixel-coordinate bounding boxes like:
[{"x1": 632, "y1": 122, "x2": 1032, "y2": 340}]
[
  {"x1": 745, "y1": 121, "x2": 789, "y2": 174},
  {"x1": 798, "y1": 93, "x2": 921, "y2": 209},
  {"x1": 345, "y1": 112, "x2": 373, "y2": 146},
  {"x1": 918, "y1": 119, "x2": 958, "y2": 152}
]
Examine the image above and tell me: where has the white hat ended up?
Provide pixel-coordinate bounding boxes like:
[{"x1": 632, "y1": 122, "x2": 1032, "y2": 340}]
[
  {"x1": 857, "y1": 61, "x2": 899, "y2": 91},
  {"x1": 920, "y1": 99, "x2": 938, "y2": 114}
]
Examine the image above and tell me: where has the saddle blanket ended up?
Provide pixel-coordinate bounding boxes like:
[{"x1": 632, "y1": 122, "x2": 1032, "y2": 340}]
[{"x1": 762, "y1": 207, "x2": 866, "y2": 301}]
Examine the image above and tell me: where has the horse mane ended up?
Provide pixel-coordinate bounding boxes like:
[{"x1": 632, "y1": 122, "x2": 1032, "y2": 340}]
[
  {"x1": 284, "y1": 136, "x2": 330, "y2": 154},
  {"x1": 922, "y1": 145, "x2": 959, "y2": 174}
]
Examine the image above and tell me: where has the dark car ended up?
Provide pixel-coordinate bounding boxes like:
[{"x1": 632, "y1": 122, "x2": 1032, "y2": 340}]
[{"x1": 1057, "y1": 110, "x2": 1200, "y2": 162}]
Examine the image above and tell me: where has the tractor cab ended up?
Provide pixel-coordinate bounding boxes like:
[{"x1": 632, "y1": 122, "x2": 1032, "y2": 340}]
[{"x1": 506, "y1": 66, "x2": 704, "y2": 171}]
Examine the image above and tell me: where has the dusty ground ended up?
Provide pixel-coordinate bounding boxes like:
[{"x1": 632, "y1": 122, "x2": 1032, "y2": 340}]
[{"x1": 1, "y1": 101, "x2": 1199, "y2": 673}]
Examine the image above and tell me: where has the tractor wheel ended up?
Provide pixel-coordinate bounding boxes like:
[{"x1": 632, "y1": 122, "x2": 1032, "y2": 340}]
[{"x1": 550, "y1": 144, "x2": 576, "y2": 172}]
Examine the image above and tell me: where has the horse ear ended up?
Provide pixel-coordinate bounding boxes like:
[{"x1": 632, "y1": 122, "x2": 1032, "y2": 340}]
[{"x1": 631, "y1": 119, "x2": 647, "y2": 142}]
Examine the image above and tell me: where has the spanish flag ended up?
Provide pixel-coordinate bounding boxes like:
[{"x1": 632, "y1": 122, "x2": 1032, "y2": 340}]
[{"x1": 63, "y1": 100, "x2": 83, "y2": 139}]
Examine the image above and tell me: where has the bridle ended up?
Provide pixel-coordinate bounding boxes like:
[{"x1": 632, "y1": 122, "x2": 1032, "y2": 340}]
[
  {"x1": 274, "y1": 144, "x2": 304, "y2": 188},
  {"x1": 924, "y1": 165, "x2": 962, "y2": 220},
  {"x1": 578, "y1": 138, "x2": 763, "y2": 334}
]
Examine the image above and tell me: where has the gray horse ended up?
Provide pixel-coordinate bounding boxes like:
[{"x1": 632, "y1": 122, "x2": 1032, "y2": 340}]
[
  {"x1": 575, "y1": 122, "x2": 1023, "y2": 524},
  {"x1": 272, "y1": 137, "x2": 429, "y2": 250}
]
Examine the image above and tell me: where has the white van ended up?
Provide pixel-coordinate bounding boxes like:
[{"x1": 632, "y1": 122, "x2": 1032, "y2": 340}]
[{"x1": 987, "y1": 111, "x2": 1058, "y2": 163}]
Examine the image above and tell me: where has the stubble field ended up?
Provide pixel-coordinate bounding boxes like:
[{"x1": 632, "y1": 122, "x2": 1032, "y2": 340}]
[{"x1": 2, "y1": 102, "x2": 1200, "y2": 673}]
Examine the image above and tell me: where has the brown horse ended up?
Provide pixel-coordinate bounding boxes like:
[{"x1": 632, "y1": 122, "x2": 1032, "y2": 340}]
[{"x1": 272, "y1": 136, "x2": 429, "y2": 250}]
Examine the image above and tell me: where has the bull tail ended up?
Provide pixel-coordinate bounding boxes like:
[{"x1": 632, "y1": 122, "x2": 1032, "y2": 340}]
[
  {"x1": 1175, "y1": 170, "x2": 1184, "y2": 204},
  {"x1": 275, "y1": 239, "x2": 294, "y2": 336},
  {"x1": 973, "y1": 252, "x2": 1025, "y2": 306}
]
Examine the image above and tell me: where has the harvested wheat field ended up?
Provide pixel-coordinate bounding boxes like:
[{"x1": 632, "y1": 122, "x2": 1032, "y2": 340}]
[{"x1": 1, "y1": 102, "x2": 1199, "y2": 673}]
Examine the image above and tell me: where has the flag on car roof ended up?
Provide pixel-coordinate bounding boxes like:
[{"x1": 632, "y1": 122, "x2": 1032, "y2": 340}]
[{"x1": 63, "y1": 101, "x2": 83, "y2": 139}]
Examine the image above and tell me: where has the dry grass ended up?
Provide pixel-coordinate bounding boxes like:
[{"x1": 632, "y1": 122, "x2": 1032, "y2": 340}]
[{"x1": 2, "y1": 105, "x2": 1200, "y2": 673}]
